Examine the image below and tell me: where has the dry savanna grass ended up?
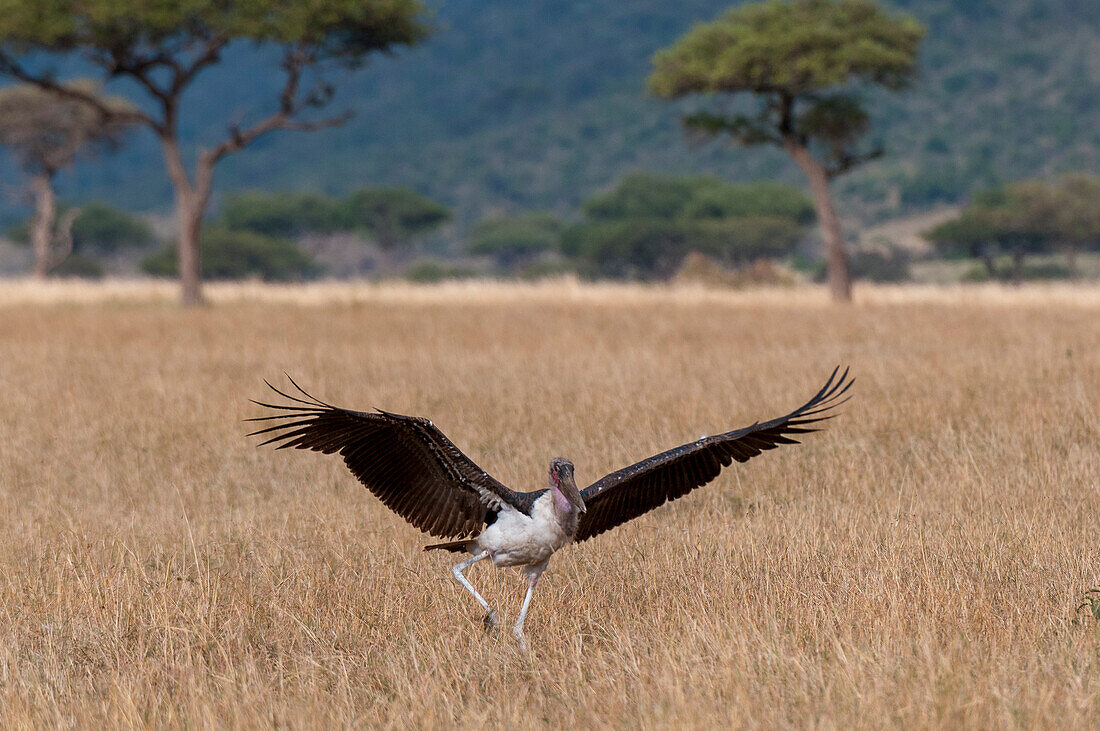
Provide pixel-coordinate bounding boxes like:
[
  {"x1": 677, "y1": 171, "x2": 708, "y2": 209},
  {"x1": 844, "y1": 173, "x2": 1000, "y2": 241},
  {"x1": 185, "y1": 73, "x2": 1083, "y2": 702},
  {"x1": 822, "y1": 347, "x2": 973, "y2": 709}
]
[{"x1": 0, "y1": 281, "x2": 1097, "y2": 728}]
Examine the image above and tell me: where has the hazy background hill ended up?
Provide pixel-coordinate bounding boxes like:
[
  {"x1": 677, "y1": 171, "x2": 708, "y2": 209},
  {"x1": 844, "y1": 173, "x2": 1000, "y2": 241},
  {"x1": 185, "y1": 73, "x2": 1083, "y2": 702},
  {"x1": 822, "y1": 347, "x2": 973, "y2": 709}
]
[{"x1": 15, "y1": 0, "x2": 1100, "y2": 228}]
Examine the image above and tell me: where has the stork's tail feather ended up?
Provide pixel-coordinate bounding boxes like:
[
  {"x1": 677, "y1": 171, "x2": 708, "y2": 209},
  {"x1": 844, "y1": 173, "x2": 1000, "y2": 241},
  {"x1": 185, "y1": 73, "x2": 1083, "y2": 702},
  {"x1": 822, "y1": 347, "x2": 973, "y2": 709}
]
[{"x1": 423, "y1": 539, "x2": 476, "y2": 553}]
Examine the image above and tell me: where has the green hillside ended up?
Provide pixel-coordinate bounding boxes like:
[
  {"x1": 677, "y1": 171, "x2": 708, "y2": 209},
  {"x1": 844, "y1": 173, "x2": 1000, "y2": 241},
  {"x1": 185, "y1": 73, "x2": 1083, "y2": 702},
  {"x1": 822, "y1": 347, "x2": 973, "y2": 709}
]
[{"x1": 19, "y1": 0, "x2": 1100, "y2": 226}]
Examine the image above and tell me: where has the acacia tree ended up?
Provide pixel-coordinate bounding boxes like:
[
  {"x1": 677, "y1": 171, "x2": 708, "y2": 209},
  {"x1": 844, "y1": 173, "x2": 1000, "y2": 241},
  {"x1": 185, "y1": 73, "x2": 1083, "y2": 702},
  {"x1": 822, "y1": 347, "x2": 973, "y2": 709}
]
[
  {"x1": 925, "y1": 175, "x2": 1100, "y2": 281},
  {"x1": 923, "y1": 206, "x2": 1004, "y2": 279},
  {"x1": 0, "y1": 82, "x2": 135, "y2": 277},
  {"x1": 0, "y1": 0, "x2": 428, "y2": 304},
  {"x1": 1009, "y1": 174, "x2": 1100, "y2": 278},
  {"x1": 467, "y1": 213, "x2": 563, "y2": 270},
  {"x1": 649, "y1": 0, "x2": 924, "y2": 301},
  {"x1": 343, "y1": 187, "x2": 451, "y2": 253}
]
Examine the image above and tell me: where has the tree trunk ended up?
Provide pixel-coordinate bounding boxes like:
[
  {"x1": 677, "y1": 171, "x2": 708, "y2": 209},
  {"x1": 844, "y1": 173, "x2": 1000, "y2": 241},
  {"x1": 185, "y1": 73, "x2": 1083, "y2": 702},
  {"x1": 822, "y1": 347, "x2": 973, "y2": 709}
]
[
  {"x1": 1065, "y1": 244, "x2": 1078, "y2": 279},
  {"x1": 177, "y1": 196, "x2": 205, "y2": 306},
  {"x1": 29, "y1": 171, "x2": 57, "y2": 279},
  {"x1": 785, "y1": 140, "x2": 852, "y2": 302},
  {"x1": 1011, "y1": 249, "x2": 1024, "y2": 285},
  {"x1": 981, "y1": 249, "x2": 996, "y2": 279},
  {"x1": 161, "y1": 135, "x2": 214, "y2": 306}
]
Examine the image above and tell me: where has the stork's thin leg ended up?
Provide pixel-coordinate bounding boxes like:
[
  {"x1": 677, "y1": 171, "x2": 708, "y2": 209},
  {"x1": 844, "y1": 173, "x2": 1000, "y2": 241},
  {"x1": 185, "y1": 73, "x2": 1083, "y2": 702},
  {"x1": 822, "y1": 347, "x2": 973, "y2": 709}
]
[
  {"x1": 513, "y1": 568, "x2": 544, "y2": 651},
  {"x1": 452, "y1": 550, "x2": 496, "y2": 629}
]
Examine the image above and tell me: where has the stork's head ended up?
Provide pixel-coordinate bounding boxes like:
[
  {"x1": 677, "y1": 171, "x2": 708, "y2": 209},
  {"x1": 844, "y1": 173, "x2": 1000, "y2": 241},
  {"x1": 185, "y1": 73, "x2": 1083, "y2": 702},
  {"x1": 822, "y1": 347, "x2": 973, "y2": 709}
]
[{"x1": 549, "y1": 457, "x2": 586, "y2": 513}]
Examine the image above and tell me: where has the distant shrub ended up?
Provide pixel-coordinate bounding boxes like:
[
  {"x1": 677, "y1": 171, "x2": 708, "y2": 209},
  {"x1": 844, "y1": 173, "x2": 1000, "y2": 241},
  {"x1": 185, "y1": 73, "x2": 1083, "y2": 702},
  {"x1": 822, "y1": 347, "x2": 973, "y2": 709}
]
[
  {"x1": 342, "y1": 188, "x2": 451, "y2": 250},
  {"x1": 141, "y1": 229, "x2": 318, "y2": 281},
  {"x1": 962, "y1": 259, "x2": 1071, "y2": 282},
  {"x1": 583, "y1": 173, "x2": 696, "y2": 220},
  {"x1": 673, "y1": 252, "x2": 799, "y2": 288},
  {"x1": 6, "y1": 202, "x2": 155, "y2": 253},
  {"x1": 404, "y1": 259, "x2": 479, "y2": 282},
  {"x1": 583, "y1": 173, "x2": 813, "y2": 224},
  {"x1": 851, "y1": 249, "x2": 912, "y2": 282},
  {"x1": 50, "y1": 254, "x2": 105, "y2": 279},
  {"x1": 562, "y1": 216, "x2": 803, "y2": 279},
  {"x1": 466, "y1": 213, "x2": 563, "y2": 268},
  {"x1": 70, "y1": 203, "x2": 156, "y2": 252},
  {"x1": 900, "y1": 165, "x2": 967, "y2": 206},
  {"x1": 219, "y1": 188, "x2": 452, "y2": 254},
  {"x1": 681, "y1": 181, "x2": 815, "y2": 224},
  {"x1": 219, "y1": 192, "x2": 346, "y2": 237},
  {"x1": 1017, "y1": 261, "x2": 1071, "y2": 280},
  {"x1": 813, "y1": 248, "x2": 911, "y2": 283},
  {"x1": 788, "y1": 252, "x2": 822, "y2": 275},
  {"x1": 960, "y1": 263, "x2": 992, "y2": 282},
  {"x1": 519, "y1": 257, "x2": 576, "y2": 280}
]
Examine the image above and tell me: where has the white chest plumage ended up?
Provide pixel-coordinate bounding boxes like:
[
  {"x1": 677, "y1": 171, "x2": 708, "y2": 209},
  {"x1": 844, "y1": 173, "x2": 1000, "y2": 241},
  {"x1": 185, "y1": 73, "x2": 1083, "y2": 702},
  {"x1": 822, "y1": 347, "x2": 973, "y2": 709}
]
[{"x1": 477, "y1": 492, "x2": 574, "y2": 569}]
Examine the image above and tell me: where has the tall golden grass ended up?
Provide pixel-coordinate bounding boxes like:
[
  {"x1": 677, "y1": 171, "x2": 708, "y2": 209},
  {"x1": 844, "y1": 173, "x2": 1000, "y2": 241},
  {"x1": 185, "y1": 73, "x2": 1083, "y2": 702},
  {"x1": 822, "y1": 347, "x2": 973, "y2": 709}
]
[{"x1": 0, "y1": 281, "x2": 1097, "y2": 727}]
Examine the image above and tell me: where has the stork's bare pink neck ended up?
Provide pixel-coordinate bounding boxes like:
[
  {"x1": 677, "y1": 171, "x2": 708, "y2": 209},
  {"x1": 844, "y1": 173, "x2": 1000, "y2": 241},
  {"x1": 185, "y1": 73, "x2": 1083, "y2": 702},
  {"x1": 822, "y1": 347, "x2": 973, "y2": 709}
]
[{"x1": 552, "y1": 484, "x2": 576, "y2": 515}]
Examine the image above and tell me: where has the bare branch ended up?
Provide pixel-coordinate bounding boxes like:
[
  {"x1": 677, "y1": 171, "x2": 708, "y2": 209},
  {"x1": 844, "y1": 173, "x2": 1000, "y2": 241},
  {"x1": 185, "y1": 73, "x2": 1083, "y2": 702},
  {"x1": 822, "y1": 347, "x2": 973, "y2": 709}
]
[
  {"x1": 199, "y1": 47, "x2": 351, "y2": 169},
  {"x1": 280, "y1": 113, "x2": 354, "y2": 132},
  {"x1": 683, "y1": 111, "x2": 782, "y2": 147},
  {"x1": 825, "y1": 147, "x2": 883, "y2": 179},
  {"x1": 0, "y1": 51, "x2": 156, "y2": 129},
  {"x1": 171, "y1": 35, "x2": 229, "y2": 95},
  {"x1": 104, "y1": 47, "x2": 179, "y2": 96}
]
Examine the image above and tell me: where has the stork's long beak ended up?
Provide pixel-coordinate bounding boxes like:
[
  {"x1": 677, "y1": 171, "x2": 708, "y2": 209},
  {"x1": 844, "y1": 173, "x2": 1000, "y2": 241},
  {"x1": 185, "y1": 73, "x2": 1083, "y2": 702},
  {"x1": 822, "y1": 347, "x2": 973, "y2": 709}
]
[{"x1": 562, "y1": 469, "x2": 586, "y2": 513}]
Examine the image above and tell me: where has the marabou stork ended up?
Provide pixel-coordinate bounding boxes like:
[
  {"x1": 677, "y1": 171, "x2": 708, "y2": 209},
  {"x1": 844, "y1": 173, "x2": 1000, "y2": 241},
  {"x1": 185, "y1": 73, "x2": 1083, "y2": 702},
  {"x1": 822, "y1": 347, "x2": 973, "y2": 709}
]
[{"x1": 248, "y1": 367, "x2": 852, "y2": 649}]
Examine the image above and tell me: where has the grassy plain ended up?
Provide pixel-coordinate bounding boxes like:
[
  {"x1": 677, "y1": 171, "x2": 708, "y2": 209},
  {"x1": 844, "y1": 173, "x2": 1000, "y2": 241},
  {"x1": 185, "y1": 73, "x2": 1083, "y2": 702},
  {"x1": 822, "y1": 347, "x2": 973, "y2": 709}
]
[{"x1": 0, "y1": 280, "x2": 1097, "y2": 728}]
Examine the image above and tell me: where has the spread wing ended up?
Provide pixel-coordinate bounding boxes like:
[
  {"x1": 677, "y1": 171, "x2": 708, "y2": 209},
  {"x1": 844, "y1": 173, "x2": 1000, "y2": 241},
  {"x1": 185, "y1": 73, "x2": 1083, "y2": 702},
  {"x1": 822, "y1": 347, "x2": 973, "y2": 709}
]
[
  {"x1": 247, "y1": 377, "x2": 527, "y2": 538},
  {"x1": 574, "y1": 367, "x2": 853, "y2": 543}
]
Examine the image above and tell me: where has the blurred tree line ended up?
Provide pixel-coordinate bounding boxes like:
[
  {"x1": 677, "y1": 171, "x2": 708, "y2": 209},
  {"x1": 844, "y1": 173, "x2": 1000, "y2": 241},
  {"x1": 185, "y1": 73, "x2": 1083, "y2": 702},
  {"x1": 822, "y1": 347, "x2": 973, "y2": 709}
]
[
  {"x1": 4, "y1": 186, "x2": 454, "y2": 282},
  {"x1": 6, "y1": 169, "x2": 1097, "y2": 285},
  {"x1": 140, "y1": 187, "x2": 452, "y2": 281},
  {"x1": 925, "y1": 174, "x2": 1100, "y2": 282}
]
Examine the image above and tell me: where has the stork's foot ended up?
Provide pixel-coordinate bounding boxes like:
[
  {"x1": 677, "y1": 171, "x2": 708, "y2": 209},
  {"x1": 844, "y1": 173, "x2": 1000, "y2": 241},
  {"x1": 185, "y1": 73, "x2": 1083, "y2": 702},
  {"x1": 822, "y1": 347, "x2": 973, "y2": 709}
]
[
  {"x1": 512, "y1": 627, "x2": 528, "y2": 652},
  {"x1": 483, "y1": 610, "x2": 498, "y2": 632}
]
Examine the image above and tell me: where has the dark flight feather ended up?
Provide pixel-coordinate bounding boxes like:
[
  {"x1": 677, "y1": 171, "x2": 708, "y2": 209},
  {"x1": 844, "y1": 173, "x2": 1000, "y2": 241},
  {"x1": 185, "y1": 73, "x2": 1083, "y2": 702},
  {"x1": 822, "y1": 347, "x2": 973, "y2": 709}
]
[
  {"x1": 247, "y1": 377, "x2": 531, "y2": 538},
  {"x1": 573, "y1": 366, "x2": 853, "y2": 543}
]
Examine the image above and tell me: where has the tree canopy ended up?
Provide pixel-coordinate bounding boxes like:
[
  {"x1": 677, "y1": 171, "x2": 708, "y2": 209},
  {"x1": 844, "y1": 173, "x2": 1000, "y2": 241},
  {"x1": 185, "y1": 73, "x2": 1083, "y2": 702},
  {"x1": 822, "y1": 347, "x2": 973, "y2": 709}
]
[
  {"x1": 0, "y1": 81, "x2": 135, "y2": 175},
  {"x1": 0, "y1": 0, "x2": 428, "y2": 69},
  {"x1": 0, "y1": 81, "x2": 139, "y2": 276},
  {"x1": 219, "y1": 192, "x2": 346, "y2": 238},
  {"x1": 648, "y1": 0, "x2": 924, "y2": 175},
  {"x1": 466, "y1": 213, "x2": 563, "y2": 268},
  {"x1": 649, "y1": 0, "x2": 923, "y2": 93},
  {"x1": 343, "y1": 187, "x2": 451, "y2": 250},
  {"x1": 70, "y1": 203, "x2": 157, "y2": 253}
]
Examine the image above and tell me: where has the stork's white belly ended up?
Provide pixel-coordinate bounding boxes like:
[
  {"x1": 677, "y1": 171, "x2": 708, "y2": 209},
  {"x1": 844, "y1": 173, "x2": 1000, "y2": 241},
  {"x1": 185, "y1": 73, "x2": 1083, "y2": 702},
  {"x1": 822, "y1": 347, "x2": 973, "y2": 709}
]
[{"x1": 477, "y1": 493, "x2": 572, "y2": 568}]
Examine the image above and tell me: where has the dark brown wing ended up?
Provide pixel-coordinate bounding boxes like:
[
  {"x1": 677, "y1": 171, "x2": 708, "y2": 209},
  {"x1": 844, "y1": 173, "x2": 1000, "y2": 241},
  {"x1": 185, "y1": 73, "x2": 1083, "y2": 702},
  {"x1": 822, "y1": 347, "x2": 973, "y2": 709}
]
[
  {"x1": 574, "y1": 367, "x2": 853, "y2": 543},
  {"x1": 247, "y1": 377, "x2": 529, "y2": 539}
]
